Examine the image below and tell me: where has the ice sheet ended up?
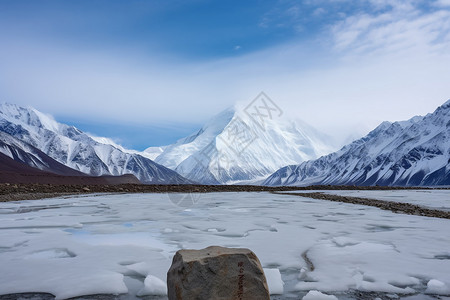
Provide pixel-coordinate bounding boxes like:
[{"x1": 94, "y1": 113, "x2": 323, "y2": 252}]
[
  {"x1": 318, "y1": 190, "x2": 450, "y2": 211},
  {"x1": 264, "y1": 268, "x2": 284, "y2": 295},
  {"x1": 0, "y1": 192, "x2": 449, "y2": 299},
  {"x1": 302, "y1": 290, "x2": 338, "y2": 300}
]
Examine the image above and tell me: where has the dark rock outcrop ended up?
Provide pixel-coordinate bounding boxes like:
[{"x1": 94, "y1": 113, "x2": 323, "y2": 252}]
[{"x1": 167, "y1": 246, "x2": 270, "y2": 300}]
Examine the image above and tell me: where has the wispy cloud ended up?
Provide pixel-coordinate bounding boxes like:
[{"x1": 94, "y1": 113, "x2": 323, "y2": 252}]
[
  {"x1": 0, "y1": 0, "x2": 449, "y2": 146},
  {"x1": 434, "y1": 0, "x2": 450, "y2": 7},
  {"x1": 331, "y1": 0, "x2": 450, "y2": 58}
]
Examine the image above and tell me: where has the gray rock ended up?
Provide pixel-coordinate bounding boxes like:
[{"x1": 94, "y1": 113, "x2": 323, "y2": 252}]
[{"x1": 167, "y1": 246, "x2": 270, "y2": 300}]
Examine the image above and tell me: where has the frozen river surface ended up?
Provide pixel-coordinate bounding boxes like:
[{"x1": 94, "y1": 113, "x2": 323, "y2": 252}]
[
  {"x1": 320, "y1": 189, "x2": 450, "y2": 212},
  {"x1": 0, "y1": 191, "x2": 449, "y2": 300}
]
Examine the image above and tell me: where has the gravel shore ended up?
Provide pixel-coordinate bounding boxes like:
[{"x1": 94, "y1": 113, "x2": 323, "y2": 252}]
[
  {"x1": 1, "y1": 183, "x2": 448, "y2": 219},
  {"x1": 277, "y1": 191, "x2": 450, "y2": 219},
  {"x1": 0, "y1": 183, "x2": 436, "y2": 202}
]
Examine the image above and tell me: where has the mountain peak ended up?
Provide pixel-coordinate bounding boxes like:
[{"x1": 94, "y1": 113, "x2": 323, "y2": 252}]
[
  {"x1": 201, "y1": 106, "x2": 236, "y2": 132},
  {"x1": 154, "y1": 104, "x2": 336, "y2": 184},
  {"x1": 0, "y1": 102, "x2": 61, "y2": 133},
  {"x1": 440, "y1": 99, "x2": 450, "y2": 109}
]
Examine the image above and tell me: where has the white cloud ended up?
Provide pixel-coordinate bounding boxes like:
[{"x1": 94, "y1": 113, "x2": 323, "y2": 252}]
[
  {"x1": 313, "y1": 7, "x2": 327, "y2": 17},
  {"x1": 435, "y1": 0, "x2": 450, "y2": 7},
  {"x1": 0, "y1": 1, "x2": 449, "y2": 146},
  {"x1": 331, "y1": 2, "x2": 450, "y2": 58}
]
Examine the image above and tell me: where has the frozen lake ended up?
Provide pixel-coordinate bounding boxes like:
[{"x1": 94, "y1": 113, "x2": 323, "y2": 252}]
[
  {"x1": 320, "y1": 189, "x2": 450, "y2": 212},
  {"x1": 0, "y1": 191, "x2": 449, "y2": 299}
]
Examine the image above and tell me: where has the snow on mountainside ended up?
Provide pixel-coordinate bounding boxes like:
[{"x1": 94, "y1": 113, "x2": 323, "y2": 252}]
[
  {"x1": 0, "y1": 131, "x2": 142, "y2": 184},
  {"x1": 0, "y1": 103, "x2": 190, "y2": 184},
  {"x1": 143, "y1": 146, "x2": 166, "y2": 160},
  {"x1": 264, "y1": 100, "x2": 450, "y2": 186},
  {"x1": 0, "y1": 131, "x2": 85, "y2": 176},
  {"x1": 154, "y1": 106, "x2": 336, "y2": 184}
]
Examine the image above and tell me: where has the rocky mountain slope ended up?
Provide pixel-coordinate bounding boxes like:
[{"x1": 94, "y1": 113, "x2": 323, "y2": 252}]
[
  {"x1": 0, "y1": 131, "x2": 86, "y2": 176},
  {"x1": 0, "y1": 131, "x2": 140, "y2": 185},
  {"x1": 0, "y1": 103, "x2": 190, "y2": 184},
  {"x1": 264, "y1": 100, "x2": 450, "y2": 186}
]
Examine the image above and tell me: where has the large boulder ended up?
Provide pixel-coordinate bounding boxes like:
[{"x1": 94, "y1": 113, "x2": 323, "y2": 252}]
[{"x1": 167, "y1": 246, "x2": 270, "y2": 300}]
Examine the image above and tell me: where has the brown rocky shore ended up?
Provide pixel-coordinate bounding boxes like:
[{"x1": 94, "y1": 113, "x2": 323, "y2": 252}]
[
  {"x1": 1, "y1": 183, "x2": 448, "y2": 219},
  {"x1": 0, "y1": 182, "x2": 436, "y2": 202},
  {"x1": 277, "y1": 191, "x2": 450, "y2": 219}
]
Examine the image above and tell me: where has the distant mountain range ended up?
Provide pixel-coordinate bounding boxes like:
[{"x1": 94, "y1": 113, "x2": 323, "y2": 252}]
[
  {"x1": 0, "y1": 130, "x2": 86, "y2": 177},
  {"x1": 1, "y1": 100, "x2": 449, "y2": 187},
  {"x1": 264, "y1": 100, "x2": 450, "y2": 186},
  {"x1": 0, "y1": 127, "x2": 140, "y2": 184},
  {"x1": 0, "y1": 150, "x2": 140, "y2": 185},
  {"x1": 147, "y1": 107, "x2": 336, "y2": 184},
  {"x1": 0, "y1": 103, "x2": 190, "y2": 184}
]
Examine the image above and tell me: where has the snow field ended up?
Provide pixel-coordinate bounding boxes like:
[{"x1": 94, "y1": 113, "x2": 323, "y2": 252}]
[{"x1": 0, "y1": 192, "x2": 449, "y2": 299}]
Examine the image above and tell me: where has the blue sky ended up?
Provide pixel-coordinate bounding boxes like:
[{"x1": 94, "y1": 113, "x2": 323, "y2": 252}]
[{"x1": 1, "y1": 0, "x2": 449, "y2": 150}]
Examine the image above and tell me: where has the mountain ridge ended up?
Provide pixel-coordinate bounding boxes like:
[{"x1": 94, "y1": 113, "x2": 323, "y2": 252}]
[
  {"x1": 264, "y1": 99, "x2": 450, "y2": 186},
  {"x1": 0, "y1": 103, "x2": 191, "y2": 184}
]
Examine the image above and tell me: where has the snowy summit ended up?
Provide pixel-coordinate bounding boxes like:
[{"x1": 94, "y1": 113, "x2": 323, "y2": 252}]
[{"x1": 150, "y1": 105, "x2": 336, "y2": 184}]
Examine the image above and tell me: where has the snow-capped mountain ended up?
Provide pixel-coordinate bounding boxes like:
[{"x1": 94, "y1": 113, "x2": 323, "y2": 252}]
[
  {"x1": 0, "y1": 131, "x2": 85, "y2": 176},
  {"x1": 0, "y1": 130, "x2": 142, "y2": 184},
  {"x1": 264, "y1": 100, "x2": 450, "y2": 186},
  {"x1": 0, "y1": 103, "x2": 190, "y2": 184},
  {"x1": 152, "y1": 106, "x2": 336, "y2": 184}
]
